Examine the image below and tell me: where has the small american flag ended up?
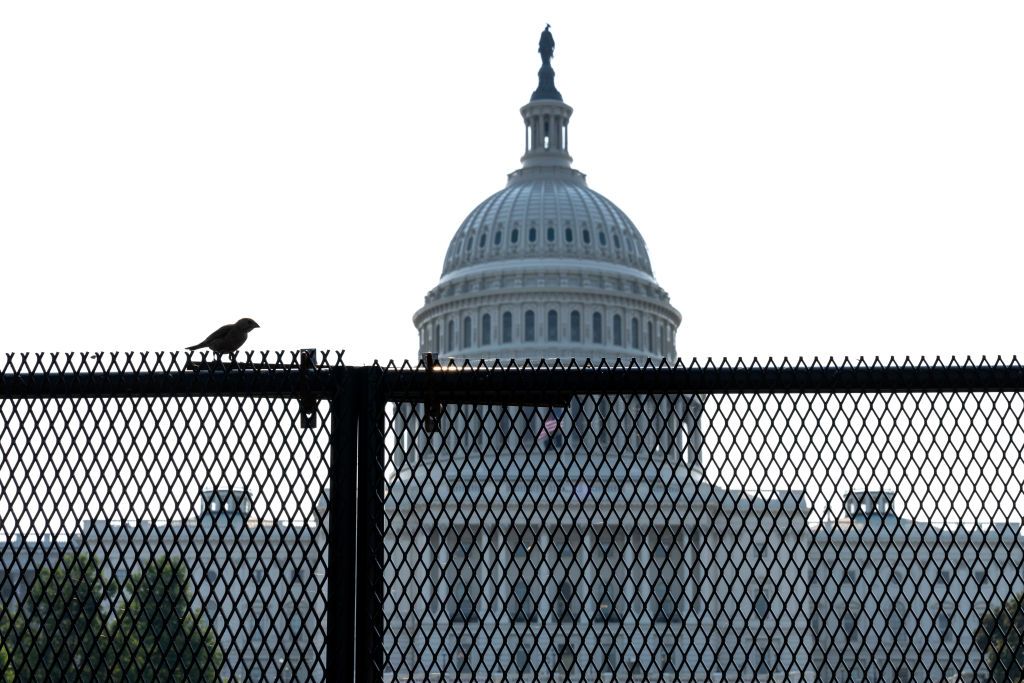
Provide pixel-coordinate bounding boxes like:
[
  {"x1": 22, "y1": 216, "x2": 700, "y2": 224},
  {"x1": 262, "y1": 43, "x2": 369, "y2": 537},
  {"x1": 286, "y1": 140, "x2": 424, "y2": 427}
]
[{"x1": 538, "y1": 408, "x2": 563, "y2": 450}]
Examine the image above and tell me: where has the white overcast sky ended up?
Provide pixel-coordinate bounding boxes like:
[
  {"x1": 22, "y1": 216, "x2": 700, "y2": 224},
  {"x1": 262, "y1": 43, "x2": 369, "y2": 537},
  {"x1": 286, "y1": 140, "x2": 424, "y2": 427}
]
[{"x1": 2, "y1": 2, "x2": 1024, "y2": 366}]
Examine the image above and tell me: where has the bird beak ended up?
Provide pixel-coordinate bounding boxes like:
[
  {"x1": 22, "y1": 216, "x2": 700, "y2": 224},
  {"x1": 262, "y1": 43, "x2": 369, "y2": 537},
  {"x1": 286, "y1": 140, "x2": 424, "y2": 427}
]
[{"x1": 254, "y1": 323, "x2": 261, "y2": 328}]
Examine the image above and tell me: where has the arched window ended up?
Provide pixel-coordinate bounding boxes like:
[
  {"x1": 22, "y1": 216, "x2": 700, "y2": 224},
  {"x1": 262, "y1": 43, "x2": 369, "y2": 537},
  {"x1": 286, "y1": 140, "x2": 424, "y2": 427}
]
[
  {"x1": 494, "y1": 231, "x2": 502, "y2": 245},
  {"x1": 600, "y1": 642, "x2": 618, "y2": 674},
  {"x1": 502, "y1": 312, "x2": 512, "y2": 343},
  {"x1": 843, "y1": 612, "x2": 857, "y2": 637},
  {"x1": 446, "y1": 320, "x2": 454, "y2": 353},
  {"x1": 449, "y1": 532, "x2": 479, "y2": 623},
  {"x1": 570, "y1": 311, "x2": 581, "y2": 342},
  {"x1": 463, "y1": 316, "x2": 472, "y2": 348},
  {"x1": 613, "y1": 315, "x2": 623, "y2": 347},
  {"x1": 631, "y1": 318, "x2": 640, "y2": 349},
  {"x1": 613, "y1": 235, "x2": 621, "y2": 249},
  {"x1": 939, "y1": 610, "x2": 953, "y2": 641},
  {"x1": 528, "y1": 227, "x2": 537, "y2": 242},
  {"x1": 595, "y1": 530, "x2": 622, "y2": 623},
  {"x1": 510, "y1": 228, "x2": 519, "y2": 243},
  {"x1": 647, "y1": 321, "x2": 654, "y2": 353},
  {"x1": 547, "y1": 310, "x2": 558, "y2": 342},
  {"x1": 478, "y1": 233, "x2": 487, "y2": 248},
  {"x1": 565, "y1": 228, "x2": 573, "y2": 242},
  {"x1": 481, "y1": 314, "x2": 491, "y2": 346},
  {"x1": 514, "y1": 641, "x2": 532, "y2": 672},
  {"x1": 556, "y1": 639, "x2": 574, "y2": 673},
  {"x1": 514, "y1": 581, "x2": 534, "y2": 623},
  {"x1": 551, "y1": 536, "x2": 577, "y2": 623},
  {"x1": 888, "y1": 604, "x2": 904, "y2": 633},
  {"x1": 524, "y1": 311, "x2": 535, "y2": 342},
  {"x1": 583, "y1": 230, "x2": 591, "y2": 244},
  {"x1": 546, "y1": 227, "x2": 555, "y2": 242},
  {"x1": 754, "y1": 589, "x2": 769, "y2": 618},
  {"x1": 598, "y1": 232, "x2": 607, "y2": 246},
  {"x1": 651, "y1": 531, "x2": 685, "y2": 623},
  {"x1": 593, "y1": 313, "x2": 603, "y2": 344},
  {"x1": 512, "y1": 531, "x2": 537, "y2": 623}
]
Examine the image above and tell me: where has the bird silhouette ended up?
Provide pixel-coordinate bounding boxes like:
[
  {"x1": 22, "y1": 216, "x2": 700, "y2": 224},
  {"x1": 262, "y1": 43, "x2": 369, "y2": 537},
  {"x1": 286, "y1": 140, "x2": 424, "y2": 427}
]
[{"x1": 187, "y1": 318, "x2": 260, "y2": 356}]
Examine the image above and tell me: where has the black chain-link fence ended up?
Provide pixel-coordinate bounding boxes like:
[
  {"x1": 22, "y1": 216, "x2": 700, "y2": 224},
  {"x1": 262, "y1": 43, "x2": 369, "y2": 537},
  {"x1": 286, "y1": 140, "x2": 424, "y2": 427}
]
[
  {"x1": 0, "y1": 351, "x2": 344, "y2": 682},
  {"x1": 4, "y1": 354, "x2": 1024, "y2": 682},
  {"x1": 376, "y1": 358, "x2": 1024, "y2": 683}
]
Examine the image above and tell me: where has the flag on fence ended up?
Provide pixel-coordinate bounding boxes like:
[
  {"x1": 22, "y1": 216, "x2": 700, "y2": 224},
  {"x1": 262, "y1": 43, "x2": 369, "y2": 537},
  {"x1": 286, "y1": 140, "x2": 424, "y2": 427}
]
[{"x1": 538, "y1": 408, "x2": 564, "y2": 452}]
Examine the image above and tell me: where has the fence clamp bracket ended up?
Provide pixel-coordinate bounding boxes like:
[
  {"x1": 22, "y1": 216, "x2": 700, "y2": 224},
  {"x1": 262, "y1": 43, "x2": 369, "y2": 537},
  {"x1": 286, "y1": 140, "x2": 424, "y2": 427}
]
[
  {"x1": 299, "y1": 348, "x2": 317, "y2": 429},
  {"x1": 422, "y1": 352, "x2": 443, "y2": 434}
]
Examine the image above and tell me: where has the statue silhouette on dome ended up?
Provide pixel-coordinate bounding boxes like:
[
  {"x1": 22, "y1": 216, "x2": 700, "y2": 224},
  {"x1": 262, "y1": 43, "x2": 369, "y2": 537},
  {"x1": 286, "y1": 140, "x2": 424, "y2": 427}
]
[
  {"x1": 539, "y1": 24, "x2": 555, "y2": 65},
  {"x1": 531, "y1": 25, "x2": 562, "y2": 102}
]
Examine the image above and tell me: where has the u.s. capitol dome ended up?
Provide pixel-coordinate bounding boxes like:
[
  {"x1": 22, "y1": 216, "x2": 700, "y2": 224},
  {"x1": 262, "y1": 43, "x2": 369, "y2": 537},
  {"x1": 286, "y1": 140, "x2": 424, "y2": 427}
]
[{"x1": 414, "y1": 30, "x2": 681, "y2": 364}]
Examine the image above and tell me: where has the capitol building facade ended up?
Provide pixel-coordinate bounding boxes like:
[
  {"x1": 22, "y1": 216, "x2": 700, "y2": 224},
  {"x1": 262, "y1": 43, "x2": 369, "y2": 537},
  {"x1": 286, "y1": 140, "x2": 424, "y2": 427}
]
[{"x1": 2, "y1": 28, "x2": 1023, "y2": 683}]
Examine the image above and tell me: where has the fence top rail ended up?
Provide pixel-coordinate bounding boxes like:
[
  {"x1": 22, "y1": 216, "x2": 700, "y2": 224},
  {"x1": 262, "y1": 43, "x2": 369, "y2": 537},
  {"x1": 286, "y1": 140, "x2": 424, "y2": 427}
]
[
  {"x1": 0, "y1": 350, "x2": 345, "y2": 399},
  {"x1": 3, "y1": 352, "x2": 1024, "y2": 399},
  {"x1": 376, "y1": 356, "x2": 1024, "y2": 400}
]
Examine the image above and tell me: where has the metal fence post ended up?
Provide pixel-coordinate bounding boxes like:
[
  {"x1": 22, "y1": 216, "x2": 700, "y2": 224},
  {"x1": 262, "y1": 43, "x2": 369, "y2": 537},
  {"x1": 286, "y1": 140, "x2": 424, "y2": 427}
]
[
  {"x1": 327, "y1": 366, "x2": 360, "y2": 683},
  {"x1": 356, "y1": 366, "x2": 386, "y2": 683}
]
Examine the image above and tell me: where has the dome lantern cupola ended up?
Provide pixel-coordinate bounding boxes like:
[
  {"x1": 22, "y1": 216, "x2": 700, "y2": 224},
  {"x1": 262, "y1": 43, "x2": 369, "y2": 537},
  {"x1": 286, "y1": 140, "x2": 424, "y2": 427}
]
[{"x1": 521, "y1": 25, "x2": 573, "y2": 170}]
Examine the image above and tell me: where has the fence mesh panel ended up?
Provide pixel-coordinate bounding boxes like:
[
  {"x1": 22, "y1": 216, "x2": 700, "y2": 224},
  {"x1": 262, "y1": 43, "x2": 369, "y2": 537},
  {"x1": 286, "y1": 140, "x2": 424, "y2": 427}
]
[
  {"x1": 0, "y1": 351, "x2": 340, "y2": 682},
  {"x1": 378, "y1": 359, "x2": 1024, "y2": 683},
  {"x1": 4, "y1": 354, "x2": 1024, "y2": 682}
]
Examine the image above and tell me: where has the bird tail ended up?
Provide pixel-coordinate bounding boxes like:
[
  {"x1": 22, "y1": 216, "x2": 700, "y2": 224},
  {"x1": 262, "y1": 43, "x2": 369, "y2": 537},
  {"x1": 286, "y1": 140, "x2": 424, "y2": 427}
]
[{"x1": 186, "y1": 343, "x2": 203, "y2": 351}]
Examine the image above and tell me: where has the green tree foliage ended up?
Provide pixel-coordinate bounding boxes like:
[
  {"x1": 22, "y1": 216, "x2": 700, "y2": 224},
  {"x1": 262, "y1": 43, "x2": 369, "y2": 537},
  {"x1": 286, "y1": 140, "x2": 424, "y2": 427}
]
[
  {"x1": 110, "y1": 555, "x2": 224, "y2": 682},
  {"x1": 976, "y1": 591, "x2": 1024, "y2": 682},
  {"x1": 0, "y1": 552, "x2": 224, "y2": 681},
  {"x1": 6, "y1": 551, "x2": 112, "y2": 682},
  {"x1": 0, "y1": 612, "x2": 11, "y2": 683},
  {"x1": 1, "y1": 642, "x2": 13, "y2": 683}
]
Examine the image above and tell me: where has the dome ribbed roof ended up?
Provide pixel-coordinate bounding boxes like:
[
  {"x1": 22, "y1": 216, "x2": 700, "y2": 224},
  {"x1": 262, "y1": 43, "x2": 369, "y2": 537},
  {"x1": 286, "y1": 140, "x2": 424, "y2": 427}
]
[{"x1": 441, "y1": 172, "x2": 653, "y2": 276}]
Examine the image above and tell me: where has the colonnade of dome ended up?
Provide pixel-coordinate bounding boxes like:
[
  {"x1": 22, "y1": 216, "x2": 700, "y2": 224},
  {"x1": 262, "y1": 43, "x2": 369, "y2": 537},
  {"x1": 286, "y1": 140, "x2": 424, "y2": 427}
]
[{"x1": 417, "y1": 294, "x2": 678, "y2": 362}]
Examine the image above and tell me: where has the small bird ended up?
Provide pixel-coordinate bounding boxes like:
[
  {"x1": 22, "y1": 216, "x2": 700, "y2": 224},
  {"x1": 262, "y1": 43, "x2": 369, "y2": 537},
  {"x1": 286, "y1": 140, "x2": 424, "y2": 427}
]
[{"x1": 187, "y1": 318, "x2": 260, "y2": 355}]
